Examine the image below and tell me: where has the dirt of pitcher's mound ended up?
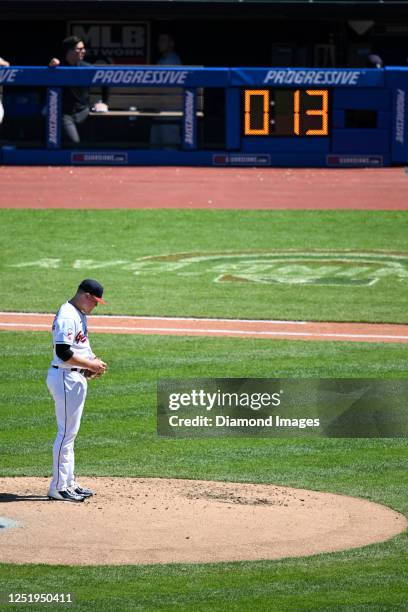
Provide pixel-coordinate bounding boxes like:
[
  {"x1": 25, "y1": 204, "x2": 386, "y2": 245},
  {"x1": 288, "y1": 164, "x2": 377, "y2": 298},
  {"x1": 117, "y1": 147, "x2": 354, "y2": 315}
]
[{"x1": 0, "y1": 477, "x2": 406, "y2": 566}]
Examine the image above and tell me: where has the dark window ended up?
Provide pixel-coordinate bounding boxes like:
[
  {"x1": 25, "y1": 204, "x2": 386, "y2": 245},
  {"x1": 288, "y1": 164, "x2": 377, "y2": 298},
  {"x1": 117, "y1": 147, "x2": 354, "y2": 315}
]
[{"x1": 345, "y1": 110, "x2": 378, "y2": 129}]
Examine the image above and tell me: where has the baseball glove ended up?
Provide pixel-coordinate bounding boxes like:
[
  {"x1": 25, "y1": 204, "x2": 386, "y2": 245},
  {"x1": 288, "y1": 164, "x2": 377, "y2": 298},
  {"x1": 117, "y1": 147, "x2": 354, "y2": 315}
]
[
  {"x1": 83, "y1": 369, "x2": 102, "y2": 380},
  {"x1": 83, "y1": 356, "x2": 106, "y2": 380}
]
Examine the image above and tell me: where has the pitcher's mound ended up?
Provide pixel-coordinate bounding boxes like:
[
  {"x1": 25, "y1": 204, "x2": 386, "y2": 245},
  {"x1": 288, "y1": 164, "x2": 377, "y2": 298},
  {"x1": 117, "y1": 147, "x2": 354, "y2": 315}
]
[{"x1": 0, "y1": 477, "x2": 406, "y2": 566}]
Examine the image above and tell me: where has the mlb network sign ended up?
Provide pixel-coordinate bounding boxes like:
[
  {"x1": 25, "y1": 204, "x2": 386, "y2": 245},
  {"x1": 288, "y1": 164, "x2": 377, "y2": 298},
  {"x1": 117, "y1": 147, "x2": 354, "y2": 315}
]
[{"x1": 68, "y1": 21, "x2": 150, "y2": 64}]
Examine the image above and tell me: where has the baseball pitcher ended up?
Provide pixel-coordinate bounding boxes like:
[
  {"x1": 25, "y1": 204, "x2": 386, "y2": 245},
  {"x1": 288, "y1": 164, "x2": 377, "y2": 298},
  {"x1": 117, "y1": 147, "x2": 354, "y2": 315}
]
[{"x1": 46, "y1": 279, "x2": 107, "y2": 502}]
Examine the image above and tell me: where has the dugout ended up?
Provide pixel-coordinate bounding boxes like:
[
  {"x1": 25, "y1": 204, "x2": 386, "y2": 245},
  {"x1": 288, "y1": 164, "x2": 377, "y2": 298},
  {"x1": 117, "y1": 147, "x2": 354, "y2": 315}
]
[
  {"x1": 1, "y1": 1, "x2": 408, "y2": 157},
  {"x1": 1, "y1": 1, "x2": 408, "y2": 68}
]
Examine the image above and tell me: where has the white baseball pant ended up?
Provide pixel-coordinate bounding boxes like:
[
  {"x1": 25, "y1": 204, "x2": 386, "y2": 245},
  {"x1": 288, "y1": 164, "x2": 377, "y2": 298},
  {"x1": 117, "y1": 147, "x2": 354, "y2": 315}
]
[{"x1": 46, "y1": 367, "x2": 87, "y2": 491}]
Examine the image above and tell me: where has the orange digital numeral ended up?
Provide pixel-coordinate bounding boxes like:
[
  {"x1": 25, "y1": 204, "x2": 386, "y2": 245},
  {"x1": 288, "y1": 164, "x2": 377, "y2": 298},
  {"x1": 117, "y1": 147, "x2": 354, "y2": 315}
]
[
  {"x1": 244, "y1": 89, "x2": 269, "y2": 135},
  {"x1": 293, "y1": 89, "x2": 329, "y2": 136},
  {"x1": 294, "y1": 89, "x2": 300, "y2": 135},
  {"x1": 305, "y1": 90, "x2": 329, "y2": 136}
]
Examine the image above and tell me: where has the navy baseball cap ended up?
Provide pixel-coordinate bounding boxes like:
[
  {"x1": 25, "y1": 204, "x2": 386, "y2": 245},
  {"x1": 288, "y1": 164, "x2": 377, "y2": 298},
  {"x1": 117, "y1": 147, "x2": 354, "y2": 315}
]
[{"x1": 78, "y1": 279, "x2": 106, "y2": 304}]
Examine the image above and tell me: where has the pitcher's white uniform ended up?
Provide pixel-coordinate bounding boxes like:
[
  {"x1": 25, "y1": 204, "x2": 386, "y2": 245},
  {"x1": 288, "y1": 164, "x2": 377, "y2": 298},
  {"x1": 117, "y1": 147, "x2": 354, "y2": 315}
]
[{"x1": 46, "y1": 301, "x2": 94, "y2": 492}]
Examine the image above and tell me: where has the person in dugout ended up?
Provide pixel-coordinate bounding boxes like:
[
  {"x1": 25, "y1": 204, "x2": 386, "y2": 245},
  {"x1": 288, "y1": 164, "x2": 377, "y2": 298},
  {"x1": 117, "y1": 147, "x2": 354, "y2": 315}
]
[
  {"x1": 48, "y1": 36, "x2": 109, "y2": 144},
  {"x1": 149, "y1": 33, "x2": 182, "y2": 149}
]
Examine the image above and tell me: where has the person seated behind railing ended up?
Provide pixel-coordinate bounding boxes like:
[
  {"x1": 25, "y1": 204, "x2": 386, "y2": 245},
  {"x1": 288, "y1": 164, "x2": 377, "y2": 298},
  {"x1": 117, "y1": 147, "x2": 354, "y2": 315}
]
[
  {"x1": 156, "y1": 33, "x2": 182, "y2": 67},
  {"x1": 366, "y1": 54, "x2": 384, "y2": 69},
  {"x1": 0, "y1": 56, "x2": 10, "y2": 126},
  {"x1": 48, "y1": 36, "x2": 109, "y2": 144},
  {"x1": 150, "y1": 33, "x2": 182, "y2": 150}
]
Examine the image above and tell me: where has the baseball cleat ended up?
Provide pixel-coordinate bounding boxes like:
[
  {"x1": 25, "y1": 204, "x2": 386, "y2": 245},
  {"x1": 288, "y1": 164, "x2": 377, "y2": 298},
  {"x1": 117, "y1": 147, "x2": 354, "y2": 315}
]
[
  {"x1": 71, "y1": 482, "x2": 94, "y2": 498},
  {"x1": 48, "y1": 488, "x2": 85, "y2": 502}
]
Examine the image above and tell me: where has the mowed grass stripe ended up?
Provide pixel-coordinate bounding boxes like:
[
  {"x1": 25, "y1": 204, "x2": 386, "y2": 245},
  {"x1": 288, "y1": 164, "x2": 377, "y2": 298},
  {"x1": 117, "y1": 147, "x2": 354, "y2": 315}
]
[
  {"x1": 0, "y1": 209, "x2": 407, "y2": 322},
  {"x1": 1, "y1": 331, "x2": 407, "y2": 514},
  {"x1": 1, "y1": 332, "x2": 407, "y2": 608}
]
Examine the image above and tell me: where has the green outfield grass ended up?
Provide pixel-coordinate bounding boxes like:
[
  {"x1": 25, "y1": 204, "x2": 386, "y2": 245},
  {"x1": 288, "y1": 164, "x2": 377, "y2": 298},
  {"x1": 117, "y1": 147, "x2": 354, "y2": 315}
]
[
  {"x1": 0, "y1": 209, "x2": 407, "y2": 323},
  {"x1": 1, "y1": 207, "x2": 407, "y2": 610},
  {"x1": 0, "y1": 331, "x2": 407, "y2": 610}
]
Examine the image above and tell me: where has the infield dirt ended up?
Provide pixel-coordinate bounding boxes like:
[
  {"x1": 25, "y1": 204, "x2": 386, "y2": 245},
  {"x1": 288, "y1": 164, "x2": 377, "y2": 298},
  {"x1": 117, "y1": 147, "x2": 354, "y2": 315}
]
[
  {"x1": 0, "y1": 477, "x2": 406, "y2": 566},
  {"x1": 0, "y1": 167, "x2": 407, "y2": 209},
  {"x1": 1, "y1": 312, "x2": 408, "y2": 343}
]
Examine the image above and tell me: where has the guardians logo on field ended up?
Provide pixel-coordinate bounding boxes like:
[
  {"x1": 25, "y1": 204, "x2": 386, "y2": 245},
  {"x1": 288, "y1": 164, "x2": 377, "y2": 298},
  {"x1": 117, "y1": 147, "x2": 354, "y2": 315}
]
[
  {"x1": 126, "y1": 250, "x2": 408, "y2": 286},
  {"x1": 9, "y1": 250, "x2": 408, "y2": 286}
]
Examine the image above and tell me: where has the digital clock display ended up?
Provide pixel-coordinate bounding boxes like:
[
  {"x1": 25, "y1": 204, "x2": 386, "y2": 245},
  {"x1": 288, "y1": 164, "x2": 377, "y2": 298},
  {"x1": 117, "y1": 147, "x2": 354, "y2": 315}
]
[{"x1": 243, "y1": 88, "x2": 329, "y2": 137}]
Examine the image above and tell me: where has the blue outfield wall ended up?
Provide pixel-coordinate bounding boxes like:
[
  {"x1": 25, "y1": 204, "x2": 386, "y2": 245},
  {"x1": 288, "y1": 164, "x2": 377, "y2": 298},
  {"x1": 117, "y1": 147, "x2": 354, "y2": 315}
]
[{"x1": 0, "y1": 66, "x2": 407, "y2": 167}]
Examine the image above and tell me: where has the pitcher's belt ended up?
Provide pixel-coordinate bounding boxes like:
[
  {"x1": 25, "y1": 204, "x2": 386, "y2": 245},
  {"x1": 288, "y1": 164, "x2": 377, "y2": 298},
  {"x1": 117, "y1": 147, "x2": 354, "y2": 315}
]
[{"x1": 52, "y1": 365, "x2": 86, "y2": 374}]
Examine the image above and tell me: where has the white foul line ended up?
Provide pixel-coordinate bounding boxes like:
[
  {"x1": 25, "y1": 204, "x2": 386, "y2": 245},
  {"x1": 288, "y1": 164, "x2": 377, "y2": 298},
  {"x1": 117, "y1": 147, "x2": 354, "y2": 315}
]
[
  {"x1": 0, "y1": 322, "x2": 407, "y2": 341},
  {"x1": 0, "y1": 312, "x2": 306, "y2": 325}
]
